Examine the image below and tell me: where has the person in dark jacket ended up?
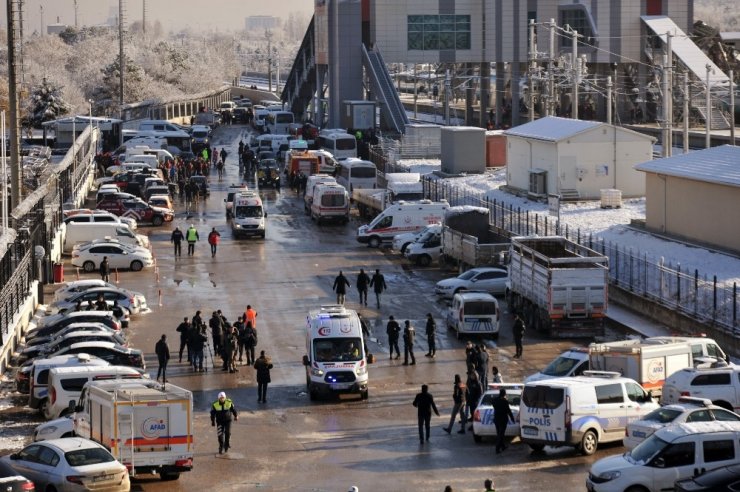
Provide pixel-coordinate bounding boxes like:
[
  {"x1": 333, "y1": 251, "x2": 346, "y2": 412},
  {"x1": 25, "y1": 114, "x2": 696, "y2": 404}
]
[
  {"x1": 512, "y1": 313, "x2": 525, "y2": 358},
  {"x1": 386, "y1": 316, "x2": 401, "y2": 360},
  {"x1": 155, "y1": 334, "x2": 170, "y2": 382},
  {"x1": 210, "y1": 391, "x2": 238, "y2": 454},
  {"x1": 254, "y1": 350, "x2": 273, "y2": 403},
  {"x1": 412, "y1": 384, "x2": 440, "y2": 444},
  {"x1": 476, "y1": 345, "x2": 489, "y2": 388},
  {"x1": 99, "y1": 256, "x2": 110, "y2": 282},
  {"x1": 332, "y1": 271, "x2": 350, "y2": 305},
  {"x1": 170, "y1": 227, "x2": 184, "y2": 257},
  {"x1": 209, "y1": 311, "x2": 223, "y2": 356},
  {"x1": 492, "y1": 388, "x2": 515, "y2": 453},
  {"x1": 242, "y1": 321, "x2": 257, "y2": 365},
  {"x1": 402, "y1": 320, "x2": 416, "y2": 366},
  {"x1": 466, "y1": 371, "x2": 483, "y2": 431},
  {"x1": 190, "y1": 325, "x2": 207, "y2": 372},
  {"x1": 356, "y1": 269, "x2": 370, "y2": 306},
  {"x1": 424, "y1": 313, "x2": 436, "y2": 358},
  {"x1": 444, "y1": 374, "x2": 467, "y2": 434},
  {"x1": 176, "y1": 317, "x2": 192, "y2": 363},
  {"x1": 369, "y1": 269, "x2": 387, "y2": 308}
]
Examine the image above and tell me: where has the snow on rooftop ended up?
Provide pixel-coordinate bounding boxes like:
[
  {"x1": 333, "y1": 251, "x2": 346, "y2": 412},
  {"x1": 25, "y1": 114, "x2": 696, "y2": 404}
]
[
  {"x1": 395, "y1": 159, "x2": 441, "y2": 175},
  {"x1": 504, "y1": 116, "x2": 602, "y2": 142},
  {"x1": 635, "y1": 145, "x2": 740, "y2": 188},
  {"x1": 439, "y1": 170, "x2": 740, "y2": 286}
]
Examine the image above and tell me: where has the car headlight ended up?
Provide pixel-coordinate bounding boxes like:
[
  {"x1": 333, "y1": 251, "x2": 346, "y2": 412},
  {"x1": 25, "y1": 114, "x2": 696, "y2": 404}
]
[
  {"x1": 38, "y1": 426, "x2": 58, "y2": 435},
  {"x1": 597, "y1": 471, "x2": 621, "y2": 481},
  {"x1": 310, "y1": 368, "x2": 324, "y2": 377},
  {"x1": 355, "y1": 366, "x2": 367, "y2": 376},
  {"x1": 234, "y1": 224, "x2": 241, "y2": 229}
]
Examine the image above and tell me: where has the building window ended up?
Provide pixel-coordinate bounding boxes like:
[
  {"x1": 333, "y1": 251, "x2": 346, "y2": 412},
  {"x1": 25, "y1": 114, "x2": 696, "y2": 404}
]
[
  {"x1": 408, "y1": 15, "x2": 471, "y2": 51},
  {"x1": 559, "y1": 5, "x2": 597, "y2": 49}
]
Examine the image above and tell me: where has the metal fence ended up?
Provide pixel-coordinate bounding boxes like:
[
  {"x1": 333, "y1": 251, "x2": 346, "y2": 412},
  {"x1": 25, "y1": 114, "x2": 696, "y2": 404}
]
[
  {"x1": 423, "y1": 176, "x2": 740, "y2": 333},
  {"x1": 0, "y1": 126, "x2": 97, "y2": 346},
  {"x1": 121, "y1": 86, "x2": 232, "y2": 124}
]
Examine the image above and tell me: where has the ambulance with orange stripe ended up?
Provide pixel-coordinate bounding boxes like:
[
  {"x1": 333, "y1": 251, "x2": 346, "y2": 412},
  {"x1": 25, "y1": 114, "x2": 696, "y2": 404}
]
[
  {"x1": 73, "y1": 379, "x2": 193, "y2": 480},
  {"x1": 356, "y1": 199, "x2": 448, "y2": 248}
]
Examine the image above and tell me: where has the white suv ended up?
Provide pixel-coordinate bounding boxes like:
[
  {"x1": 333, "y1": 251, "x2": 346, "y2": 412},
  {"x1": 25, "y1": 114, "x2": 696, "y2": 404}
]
[{"x1": 662, "y1": 363, "x2": 740, "y2": 412}]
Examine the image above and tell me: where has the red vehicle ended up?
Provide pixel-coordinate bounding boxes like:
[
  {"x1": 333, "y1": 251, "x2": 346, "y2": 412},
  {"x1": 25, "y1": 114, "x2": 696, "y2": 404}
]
[{"x1": 96, "y1": 197, "x2": 173, "y2": 226}]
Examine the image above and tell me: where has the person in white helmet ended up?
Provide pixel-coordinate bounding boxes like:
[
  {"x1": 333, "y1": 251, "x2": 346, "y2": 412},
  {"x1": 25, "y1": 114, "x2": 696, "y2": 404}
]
[{"x1": 210, "y1": 391, "x2": 238, "y2": 454}]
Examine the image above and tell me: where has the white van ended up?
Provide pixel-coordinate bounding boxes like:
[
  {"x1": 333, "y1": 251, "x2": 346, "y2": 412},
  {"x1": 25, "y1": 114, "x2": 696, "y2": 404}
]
[
  {"x1": 310, "y1": 184, "x2": 349, "y2": 225},
  {"x1": 302, "y1": 305, "x2": 369, "y2": 400},
  {"x1": 45, "y1": 365, "x2": 146, "y2": 419},
  {"x1": 519, "y1": 371, "x2": 659, "y2": 455},
  {"x1": 138, "y1": 120, "x2": 182, "y2": 132},
  {"x1": 125, "y1": 154, "x2": 159, "y2": 169},
  {"x1": 357, "y1": 199, "x2": 449, "y2": 248},
  {"x1": 336, "y1": 158, "x2": 377, "y2": 193},
  {"x1": 64, "y1": 222, "x2": 148, "y2": 253},
  {"x1": 124, "y1": 146, "x2": 173, "y2": 163},
  {"x1": 587, "y1": 421, "x2": 740, "y2": 492},
  {"x1": 28, "y1": 353, "x2": 109, "y2": 412},
  {"x1": 267, "y1": 111, "x2": 295, "y2": 135},
  {"x1": 525, "y1": 347, "x2": 591, "y2": 383},
  {"x1": 445, "y1": 292, "x2": 500, "y2": 339},
  {"x1": 304, "y1": 174, "x2": 337, "y2": 213},
  {"x1": 231, "y1": 192, "x2": 266, "y2": 239},
  {"x1": 308, "y1": 149, "x2": 340, "y2": 174},
  {"x1": 253, "y1": 109, "x2": 270, "y2": 131},
  {"x1": 224, "y1": 184, "x2": 249, "y2": 218},
  {"x1": 258, "y1": 134, "x2": 292, "y2": 154},
  {"x1": 404, "y1": 224, "x2": 442, "y2": 266}
]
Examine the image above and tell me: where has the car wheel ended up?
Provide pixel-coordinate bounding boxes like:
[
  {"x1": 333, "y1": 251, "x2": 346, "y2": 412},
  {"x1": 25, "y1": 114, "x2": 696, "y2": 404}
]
[
  {"x1": 61, "y1": 431, "x2": 75, "y2": 438},
  {"x1": 130, "y1": 260, "x2": 143, "y2": 272},
  {"x1": 453, "y1": 287, "x2": 465, "y2": 295},
  {"x1": 473, "y1": 432, "x2": 482, "y2": 444},
  {"x1": 625, "y1": 487, "x2": 649, "y2": 492},
  {"x1": 528, "y1": 443, "x2": 545, "y2": 452},
  {"x1": 580, "y1": 429, "x2": 598, "y2": 456},
  {"x1": 360, "y1": 389, "x2": 369, "y2": 400},
  {"x1": 160, "y1": 472, "x2": 180, "y2": 481},
  {"x1": 82, "y1": 261, "x2": 96, "y2": 273},
  {"x1": 368, "y1": 236, "x2": 381, "y2": 248},
  {"x1": 492, "y1": 332, "x2": 499, "y2": 341},
  {"x1": 152, "y1": 215, "x2": 164, "y2": 226},
  {"x1": 46, "y1": 486, "x2": 58, "y2": 492},
  {"x1": 400, "y1": 242, "x2": 411, "y2": 254},
  {"x1": 418, "y1": 254, "x2": 432, "y2": 267}
]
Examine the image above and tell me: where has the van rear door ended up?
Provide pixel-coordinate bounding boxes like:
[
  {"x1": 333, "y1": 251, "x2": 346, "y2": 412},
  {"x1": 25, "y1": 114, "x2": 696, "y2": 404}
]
[{"x1": 520, "y1": 384, "x2": 567, "y2": 444}]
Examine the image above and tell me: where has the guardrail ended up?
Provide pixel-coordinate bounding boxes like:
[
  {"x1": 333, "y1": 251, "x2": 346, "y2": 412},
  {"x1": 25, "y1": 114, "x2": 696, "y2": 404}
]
[{"x1": 121, "y1": 86, "x2": 232, "y2": 125}]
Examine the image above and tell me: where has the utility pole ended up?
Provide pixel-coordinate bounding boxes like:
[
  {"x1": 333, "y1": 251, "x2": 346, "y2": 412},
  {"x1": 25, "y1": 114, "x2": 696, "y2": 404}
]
[
  {"x1": 572, "y1": 29, "x2": 579, "y2": 119},
  {"x1": 548, "y1": 19, "x2": 555, "y2": 116},
  {"x1": 7, "y1": 0, "x2": 22, "y2": 208},
  {"x1": 119, "y1": 0, "x2": 126, "y2": 111},
  {"x1": 413, "y1": 64, "x2": 418, "y2": 120},
  {"x1": 39, "y1": 4, "x2": 43, "y2": 35},
  {"x1": 266, "y1": 30, "x2": 273, "y2": 93},
  {"x1": 706, "y1": 64, "x2": 712, "y2": 149},
  {"x1": 142, "y1": 0, "x2": 146, "y2": 35},
  {"x1": 444, "y1": 69, "x2": 451, "y2": 125},
  {"x1": 662, "y1": 33, "x2": 673, "y2": 157},
  {"x1": 606, "y1": 76, "x2": 612, "y2": 125},
  {"x1": 730, "y1": 69, "x2": 736, "y2": 146},
  {"x1": 74, "y1": 0, "x2": 78, "y2": 29},
  {"x1": 683, "y1": 73, "x2": 690, "y2": 154},
  {"x1": 528, "y1": 19, "x2": 536, "y2": 122}
]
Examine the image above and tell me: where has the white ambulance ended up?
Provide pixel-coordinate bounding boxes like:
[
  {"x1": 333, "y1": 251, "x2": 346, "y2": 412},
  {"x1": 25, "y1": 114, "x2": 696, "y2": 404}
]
[
  {"x1": 302, "y1": 305, "x2": 369, "y2": 400},
  {"x1": 73, "y1": 379, "x2": 194, "y2": 480},
  {"x1": 310, "y1": 183, "x2": 349, "y2": 225},
  {"x1": 356, "y1": 199, "x2": 449, "y2": 248},
  {"x1": 231, "y1": 191, "x2": 267, "y2": 238}
]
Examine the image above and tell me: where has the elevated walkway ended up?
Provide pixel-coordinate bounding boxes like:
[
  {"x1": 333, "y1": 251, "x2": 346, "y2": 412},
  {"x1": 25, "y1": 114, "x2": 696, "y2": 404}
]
[
  {"x1": 281, "y1": 16, "x2": 316, "y2": 120},
  {"x1": 362, "y1": 45, "x2": 410, "y2": 134}
]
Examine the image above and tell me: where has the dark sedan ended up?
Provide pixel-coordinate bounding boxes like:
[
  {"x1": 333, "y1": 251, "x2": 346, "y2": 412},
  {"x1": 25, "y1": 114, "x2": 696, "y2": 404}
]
[{"x1": 0, "y1": 460, "x2": 34, "y2": 491}]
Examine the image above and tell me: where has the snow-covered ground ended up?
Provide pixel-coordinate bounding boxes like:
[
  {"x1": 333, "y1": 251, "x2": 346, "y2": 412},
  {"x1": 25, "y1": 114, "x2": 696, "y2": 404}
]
[{"x1": 438, "y1": 170, "x2": 740, "y2": 286}]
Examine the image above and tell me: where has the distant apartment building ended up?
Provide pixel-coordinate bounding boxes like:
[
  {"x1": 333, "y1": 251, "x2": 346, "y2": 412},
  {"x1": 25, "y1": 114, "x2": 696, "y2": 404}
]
[{"x1": 245, "y1": 15, "x2": 281, "y2": 31}]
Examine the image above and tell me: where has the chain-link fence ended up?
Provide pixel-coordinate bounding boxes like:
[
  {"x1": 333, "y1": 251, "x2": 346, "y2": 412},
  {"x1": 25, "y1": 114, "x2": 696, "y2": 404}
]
[{"x1": 423, "y1": 176, "x2": 740, "y2": 333}]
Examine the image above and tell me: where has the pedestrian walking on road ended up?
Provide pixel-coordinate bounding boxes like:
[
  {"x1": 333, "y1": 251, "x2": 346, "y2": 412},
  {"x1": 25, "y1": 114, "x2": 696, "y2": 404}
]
[
  {"x1": 99, "y1": 256, "x2": 110, "y2": 283},
  {"x1": 443, "y1": 374, "x2": 467, "y2": 434},
  {"x1": 190, "y1": 325, "x2": 206, "y2": 372},
  {"x1": 220, "y1": 147, "x2": 227, "y2": 164},
  {"x1": 356, "y1": 269, "x2": 370, "y2": 306},
  {"x1": 466, "y1": 371, "x2": 482, "y2": 431},
  {"x1": 476, "y1": 345, "x2": 489, "y2": 388},
  {"x1": 402, "y1": 320, "x2": 416, "y2": 365},
  {"x1": 155, "y1": 334, "x2": 170, "y2": 382},
  {"x1": 512, "y1": 313, "x2": 525, "y2": 358},
  {"x1": 243, "y1": 321, "x2": 257, "y2": 365},
  {"x1": 492, "y1": 388, "x2": 515, "y2": 453},
  {"x1": 484, "y1": 479, "x2": 496, "y2": 492},
  {"x1": 210, "y1": 391, "x2": 238, "y2": 454},
  {"x1": 386, "y1": 316, "x2": 401, "y2": 360},
  {"x1": 209, "y1": 311, "x2": 223, "y2": 356},
  {"x1": 186, "y1": 224, "x2": 199, "y2": 256},
  {"x1": 412, "y1": 384, "x2": 440, "y2": 444},
  {"x1": 171, "y1": 227, "x2": 184, "y2": 257},
  {"x1": 333, "y1": 271, "x2": 350, "y2": 305},
  {"x1": 424, "y1": 313, "x2": 436, "y2": 358},
  {"x1": 176, "y1": 317, "x2": 192, "y2": 363},
  {"x1": 208, "y1": 227, "x2": 221, "y2": 257},
  {"x1": 254, "y1": 350, "x2": 273, "y2": 403},
  {"x1": 369, "y1": 269, "x2": 387, "y2": 308}
]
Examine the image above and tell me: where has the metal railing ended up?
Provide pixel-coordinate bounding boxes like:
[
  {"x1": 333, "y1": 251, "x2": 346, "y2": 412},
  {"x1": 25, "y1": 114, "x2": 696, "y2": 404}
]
[
  {"x1": 121, "y1": 86, "x2": 232, "y2": 124},
  {"x1": 423, "y1": 176, "x2": 739, "y2": 333}
]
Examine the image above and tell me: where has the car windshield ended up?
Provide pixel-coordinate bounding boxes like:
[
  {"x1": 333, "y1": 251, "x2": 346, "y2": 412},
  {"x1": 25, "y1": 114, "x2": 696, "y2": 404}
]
[
  {"x1": 628, "y1": 434, "x2": 669, "y2": 464},
  {"x1": 457, "y1": 270, "x2": 477, "y2": 280},
  {"x1": 641, "y1": 407, "x2": 682, "y2": 424},
  {"x1": 235, "y1": 206, "x2": 263, "y2": 218},
  {"x1": 313, "y1": 337, "x2": 363, "y2": 362},
  {"x1": 541, "y1": 356, "x2": 582, "y2": 377},
  {"x1": 192, "y1": 131, "x2": 208, "y2": 138},
  {"x1": 65, "y1": 447, "x2": 116, "y2": 466}
]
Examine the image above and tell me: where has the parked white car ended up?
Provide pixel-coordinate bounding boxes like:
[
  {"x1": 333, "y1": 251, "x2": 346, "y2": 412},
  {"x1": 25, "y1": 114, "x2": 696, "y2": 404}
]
[
  {"x1": 47, "y1": 287, "x2": 146, "y2": 316},
  {"x1": 52, "y1": 279, "x2": 116, "y2": 302},
  {"x1": 435, "y1": 267, "x2": 509, "y2": 299},
  {"x1": 662, "y1": 363, "x2": 740, "y2": 410},
  {"x1": 71, "y1": 242, "x2": 154, "y2": 273},
  {"x1": 472, "y1": 383, "x2": 523, "y2": 443}
]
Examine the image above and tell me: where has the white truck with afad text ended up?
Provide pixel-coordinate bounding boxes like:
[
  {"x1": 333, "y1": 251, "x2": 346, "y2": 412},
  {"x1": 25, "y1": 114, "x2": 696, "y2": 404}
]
[
  {"x1": 72, "y1": 379, "x2": 194, "y2": 480},
  {"x1": 507, "y1": 236, "x2": 608, "y2": 338},
  {"x1": 302, "y1": 305, "x2": 370, "y2": 401}
]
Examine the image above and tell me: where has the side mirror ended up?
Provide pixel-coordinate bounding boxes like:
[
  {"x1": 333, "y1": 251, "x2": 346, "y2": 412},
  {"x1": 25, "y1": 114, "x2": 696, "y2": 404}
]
[
  {"x1": 302, "y1": 355, "x2": 310, "y2": 366},
  {"x1": 9, "y1": 453, "x2": 19, "y2": 460}
]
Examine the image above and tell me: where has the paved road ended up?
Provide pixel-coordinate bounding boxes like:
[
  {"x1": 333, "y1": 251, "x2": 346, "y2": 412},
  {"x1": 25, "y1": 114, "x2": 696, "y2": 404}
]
[{"x1": 21, "y1": 125, "x2": 633, "y2": 491}]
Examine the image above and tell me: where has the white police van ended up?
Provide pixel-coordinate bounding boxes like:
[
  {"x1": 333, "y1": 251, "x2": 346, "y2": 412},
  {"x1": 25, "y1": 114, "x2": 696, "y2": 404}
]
[
  {"x1": 519, "y1": 371, "x2": 659, "y2": 455},
  {"x1": 302, "y1": 305, "x2": 369, "y2": 401}
]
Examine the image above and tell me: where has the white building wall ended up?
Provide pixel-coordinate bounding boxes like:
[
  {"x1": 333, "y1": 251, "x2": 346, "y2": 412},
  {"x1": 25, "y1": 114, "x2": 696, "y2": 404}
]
[{"x1": 506, "y1": 137, "x2": 558, "y2": 194}]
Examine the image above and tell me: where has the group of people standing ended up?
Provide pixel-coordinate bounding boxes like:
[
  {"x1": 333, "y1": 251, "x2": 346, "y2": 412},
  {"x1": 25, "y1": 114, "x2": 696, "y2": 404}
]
[{"x1": 332, "y1": 269, "x2": 387, "y2": 308}]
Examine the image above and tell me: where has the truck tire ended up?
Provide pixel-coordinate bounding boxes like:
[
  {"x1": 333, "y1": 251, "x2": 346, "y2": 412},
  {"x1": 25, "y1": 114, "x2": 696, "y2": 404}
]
[
  {"x1": 160, "y1": 472, "x2": 180, "y2": 481},
  {"x1": 360, "y1": 389, "x2": 369, "y2": 400},
  {"x1": 418, "y1": 254, "x2": 432, "y2": 267},
  {"x1": 130, "y1": 260, "x2": 143, "y2": 272},
  {"x1": 579, "y1": 429, "x2": 598, "y2": 456},
  {"x1": 152, "y1": 215, "x2": 164, "y2": 226},
  {"x1": 368, "y1": 236, "x2": 381, "y2": 248}
]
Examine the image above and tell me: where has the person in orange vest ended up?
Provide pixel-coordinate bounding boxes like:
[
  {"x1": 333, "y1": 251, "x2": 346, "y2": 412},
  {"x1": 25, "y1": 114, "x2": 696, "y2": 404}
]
[{"x1": 244, "y1": 305, "x2": 257, "y2": 330}]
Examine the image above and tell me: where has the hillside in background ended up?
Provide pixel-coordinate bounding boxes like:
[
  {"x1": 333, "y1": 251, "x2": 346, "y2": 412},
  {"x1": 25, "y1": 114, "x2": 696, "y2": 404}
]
[{"x1": 695, "y1": 0, "x2": 739, "y2": 30}]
